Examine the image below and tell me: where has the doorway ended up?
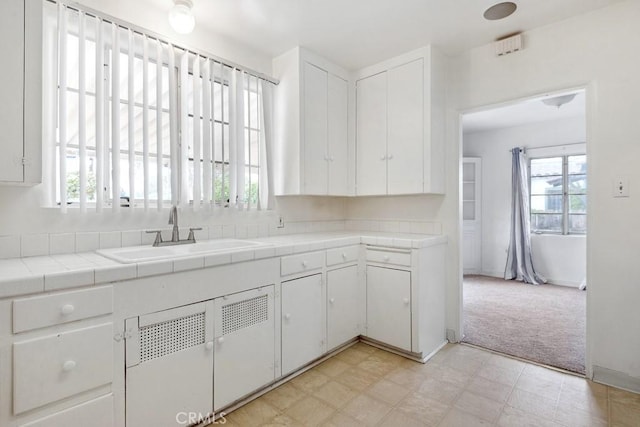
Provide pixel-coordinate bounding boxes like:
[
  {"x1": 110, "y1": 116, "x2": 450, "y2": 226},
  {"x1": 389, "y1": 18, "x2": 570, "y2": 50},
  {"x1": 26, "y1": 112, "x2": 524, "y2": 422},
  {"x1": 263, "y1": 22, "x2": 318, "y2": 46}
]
[{"x1": 460, "y1": 89, "x2": 587, "y2": 374}]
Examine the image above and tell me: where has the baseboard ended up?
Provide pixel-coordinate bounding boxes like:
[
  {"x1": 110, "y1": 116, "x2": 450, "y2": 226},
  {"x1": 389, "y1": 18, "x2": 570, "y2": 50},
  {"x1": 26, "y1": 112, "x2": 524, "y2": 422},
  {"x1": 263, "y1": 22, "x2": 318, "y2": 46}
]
[
  {"x1": 476, "y1": 271, "x2": 582, "y2": 288},
  {"x1": 592, "y1": 365, "x2": 640, "y2": 394}
]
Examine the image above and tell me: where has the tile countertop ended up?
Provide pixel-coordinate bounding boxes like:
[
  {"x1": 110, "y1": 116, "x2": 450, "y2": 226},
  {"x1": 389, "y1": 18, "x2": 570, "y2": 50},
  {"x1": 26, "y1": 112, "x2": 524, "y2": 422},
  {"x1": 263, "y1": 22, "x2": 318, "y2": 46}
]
[{"x1": 0, "y1": 232, "x2": 447, "y2": 299}]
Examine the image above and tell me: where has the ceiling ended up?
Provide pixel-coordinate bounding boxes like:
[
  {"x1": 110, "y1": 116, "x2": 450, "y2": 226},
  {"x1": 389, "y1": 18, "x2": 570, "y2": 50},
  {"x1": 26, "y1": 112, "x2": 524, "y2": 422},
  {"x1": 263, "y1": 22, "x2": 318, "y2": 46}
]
[
  {"x1": 462, "y1": 90, "x2": 586, "y2": 133},
  {"x1": 144, "y1": 0, "x2": 623, "y2": 70}
]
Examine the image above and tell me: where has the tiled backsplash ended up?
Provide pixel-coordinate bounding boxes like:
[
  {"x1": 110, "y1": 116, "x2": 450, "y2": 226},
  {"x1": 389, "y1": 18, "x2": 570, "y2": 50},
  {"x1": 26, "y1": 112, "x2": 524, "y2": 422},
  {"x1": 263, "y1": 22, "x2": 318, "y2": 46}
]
[{"x1": 0, "y1": 219, "x2": 441, "y2": 259}]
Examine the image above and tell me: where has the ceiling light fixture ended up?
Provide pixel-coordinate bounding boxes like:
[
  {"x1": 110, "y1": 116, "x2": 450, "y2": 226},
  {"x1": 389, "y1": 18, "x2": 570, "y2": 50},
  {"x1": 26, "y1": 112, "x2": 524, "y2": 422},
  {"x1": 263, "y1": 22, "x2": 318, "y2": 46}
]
[
  {"x1": 169, "y1": 0, "x2": 196, "y2": 34},
  {"x1": 484, "y1": 2, "x2": 518, "y2": 21},
  {"x1": 542, "y1": 94, "x2": 577, "y2": 109}
]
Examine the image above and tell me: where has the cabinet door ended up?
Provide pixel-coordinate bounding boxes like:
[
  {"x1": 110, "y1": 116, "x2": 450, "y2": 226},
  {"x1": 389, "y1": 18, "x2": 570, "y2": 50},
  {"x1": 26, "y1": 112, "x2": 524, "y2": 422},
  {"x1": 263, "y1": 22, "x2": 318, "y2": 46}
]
[
  {"x1": 125, "y1": 302, "x2": 214, "y2": 427},
  {"x1": 0, "y1": 0, "x2": 25, "y2": 181},
  {"x1": 327, "y1": 265, "x2": 360, "y2": 349},
  {"x1": 303, "y1": 62, "x2": 328, "y2": 195},
  {"x1": 366, "y1": 266, "x2": 411, "y2": 351},
  {"x1": 327, "y1": 74, "x2": 349, "y2": 196},
  {"x1": 281, "y1": 274, "x2": 325, "y2": 375},
  {"x1": 213, "y1": 287, "x2": 275, "y2": 410},
  {"x1": 387, "y1": 59, "x2": 424, "y2": 194},
  {"x1": 356, "y1": 72, "x2": 387, "y2": 195}
]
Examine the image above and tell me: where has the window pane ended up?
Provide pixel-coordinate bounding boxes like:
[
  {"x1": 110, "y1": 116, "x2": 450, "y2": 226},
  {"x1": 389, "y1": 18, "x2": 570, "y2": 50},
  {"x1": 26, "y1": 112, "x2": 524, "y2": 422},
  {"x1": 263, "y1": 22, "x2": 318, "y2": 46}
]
[
  {"x1": 531, "y1": 176, "x2": 563, "y2": 195},
  {"x1": 531, "y1": 214, "x2": 562, "y2": 233},
  {"x1": 531, "y1": 157, "x2": 562, "y2": 177},
  {"x1": 569, "y1": 215, "x2": 587, "y2": 234},
  {"x1": 568, "y1": 155, "x2": 586, "y2": 175},
  {"x1": 568, "y1": 174, "x2": 587, "y2": 194},
  {"x1": 531, "y1": 195, "x2": 563, "y2": 213},
  {"x1": 569, "y1": 195, "x2": 587, "y2": 214}
]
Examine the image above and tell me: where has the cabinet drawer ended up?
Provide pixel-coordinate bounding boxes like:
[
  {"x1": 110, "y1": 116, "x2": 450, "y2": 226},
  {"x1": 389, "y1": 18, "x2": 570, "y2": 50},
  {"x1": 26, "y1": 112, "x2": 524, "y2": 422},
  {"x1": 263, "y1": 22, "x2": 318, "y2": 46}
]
[
  {"x1": 281, "y1": 251, "x2": 325, "y2": 276},
  {"x1": 13, "y1": 286, "x2": 113, "y2": 333},
  {"x1": 326, "y1": 245, "x2": 360, "y2": 266},
  {"x1": 366, "y1": 248, "x2": 411, "y2": 267},
  {"x1": 21, "y1": 394, "x2": 114, "y2": 427},
  {"x1": 13, "y1": 323, "x2": 114, "y2": 414}
]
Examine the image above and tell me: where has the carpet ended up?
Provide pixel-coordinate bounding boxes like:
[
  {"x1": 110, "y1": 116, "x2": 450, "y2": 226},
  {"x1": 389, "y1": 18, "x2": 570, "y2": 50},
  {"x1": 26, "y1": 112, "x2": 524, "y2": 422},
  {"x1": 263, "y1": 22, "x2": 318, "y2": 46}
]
[{"x1": 462, "y1": 275, "x2": 586, "y2": 374}]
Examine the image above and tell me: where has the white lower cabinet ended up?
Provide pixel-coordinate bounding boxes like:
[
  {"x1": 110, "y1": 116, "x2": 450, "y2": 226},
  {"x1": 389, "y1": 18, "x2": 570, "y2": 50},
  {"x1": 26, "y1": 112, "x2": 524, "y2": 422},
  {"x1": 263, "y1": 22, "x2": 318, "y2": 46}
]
[
  {"x1": 13, "y1": 323, "x2": 113, "y2": 414},
  {"x1": 327, "y1": 265, "x2": 361, "y2": 350},
  {"x1": 366, "y1": 265, "x2": 412, "y2": 351},
  {"x1": 125, "y1": 302, "x2": 214, "y2": 427},
  {"x1": 281, "y1": 274, "x2": 326, "y2": 375},
  {"x1": 213, "y1": 287, "x2": 276, "y2": 411}
]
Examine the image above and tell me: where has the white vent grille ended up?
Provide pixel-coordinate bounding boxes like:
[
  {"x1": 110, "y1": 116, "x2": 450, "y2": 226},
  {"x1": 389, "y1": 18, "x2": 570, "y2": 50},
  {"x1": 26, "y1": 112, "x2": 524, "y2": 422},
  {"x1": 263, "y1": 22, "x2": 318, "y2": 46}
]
[
  {"x1": 494, "y1": 33, "x2": 523, "y2": 56},
  {"x1": 222, "y1": 295, "x2": 268, "y2": 336},
  {"x1": 140, "y1": 312, "x2": 205, "y2": 363}
]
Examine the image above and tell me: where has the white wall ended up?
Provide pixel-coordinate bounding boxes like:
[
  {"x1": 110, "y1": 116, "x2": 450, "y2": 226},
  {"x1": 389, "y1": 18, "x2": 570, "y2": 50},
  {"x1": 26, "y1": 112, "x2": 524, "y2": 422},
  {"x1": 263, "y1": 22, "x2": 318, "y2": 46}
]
[
  {"x1": 445, "y1": 0, "x2": 640, "y2": 387},
  {"x1": 463, "y1": 117, "x2": 587, "y2": 286}
]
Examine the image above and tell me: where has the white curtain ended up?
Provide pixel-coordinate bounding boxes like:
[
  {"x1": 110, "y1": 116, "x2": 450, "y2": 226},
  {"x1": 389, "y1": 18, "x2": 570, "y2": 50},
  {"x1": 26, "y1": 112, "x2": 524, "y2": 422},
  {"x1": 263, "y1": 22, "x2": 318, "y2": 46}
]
[{"x1": 504, "y1": 147, "x2": 547, "y2": 285}]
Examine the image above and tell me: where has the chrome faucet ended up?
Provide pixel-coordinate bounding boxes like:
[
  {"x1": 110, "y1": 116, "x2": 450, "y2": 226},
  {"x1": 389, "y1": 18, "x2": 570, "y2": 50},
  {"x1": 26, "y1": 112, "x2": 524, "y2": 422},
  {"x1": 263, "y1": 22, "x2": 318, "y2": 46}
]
[
  {"x1": 168, "y1": 205, "x2": 179, "y2": 242},
  {"x1": 146, "y1": 205, "x2": 202, "y2": 247}
]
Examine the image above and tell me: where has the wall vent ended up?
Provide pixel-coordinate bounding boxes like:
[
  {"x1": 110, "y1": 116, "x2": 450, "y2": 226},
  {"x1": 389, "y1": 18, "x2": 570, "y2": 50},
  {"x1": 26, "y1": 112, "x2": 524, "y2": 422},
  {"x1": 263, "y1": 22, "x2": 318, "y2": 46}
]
[
  {"x1": 139, "y1": 312, "x2": 205, "y2": 363},
  {"x1": 494, "y1": 33, "x2": 523, "y2": 56}
]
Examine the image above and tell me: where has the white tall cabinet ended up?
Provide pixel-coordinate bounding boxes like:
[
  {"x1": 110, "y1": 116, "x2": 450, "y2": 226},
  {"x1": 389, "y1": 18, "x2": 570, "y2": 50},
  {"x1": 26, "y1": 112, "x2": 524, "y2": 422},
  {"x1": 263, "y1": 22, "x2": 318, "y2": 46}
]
[
  {"x1": 356, "y1": 46, "x2": 446, "y2": 195},
  {"x1": 273, "y1": 48, "x2": 350, "y2": 196},
  {"x1": 463, "y1": 158, "x2": 482, "y2": 274},
  {"x1": 0, "y1": 0, "x2": 42, "y2": 183}
]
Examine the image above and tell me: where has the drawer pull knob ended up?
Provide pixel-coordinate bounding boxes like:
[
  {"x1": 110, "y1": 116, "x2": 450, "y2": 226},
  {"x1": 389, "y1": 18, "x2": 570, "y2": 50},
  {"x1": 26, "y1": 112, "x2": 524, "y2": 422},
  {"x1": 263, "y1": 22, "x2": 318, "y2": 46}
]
[
  {"x1": 342, "y1": 253, "x2": 347, "y2": 259},
  {"x1": 61, "y1": 304, "x2": 75, "y2": 315},
  {"x1": 205, "y1": 341, "x2": 214, "y2": 350},
  {"x1": 329, "y1": 298, "x2": 335, "y2": 304},
  {"x1": 301, "y1": 261, "x2": 308, "y2": 268},
  {"x1": 403, "y1": 298, "x2": 410, "y2": 305},
  {"x1": 284, "y1": 313, "x2": 291, "y2": 320},
  {"x1": 383, "y1": 256, "x2": 390, "y2": 262},
  {"x1": 217, "y1": 337, "x2": 225, "y2": 344},
  {"x1": 62, "y1": 360, "x2": 76, "y2": 372}
]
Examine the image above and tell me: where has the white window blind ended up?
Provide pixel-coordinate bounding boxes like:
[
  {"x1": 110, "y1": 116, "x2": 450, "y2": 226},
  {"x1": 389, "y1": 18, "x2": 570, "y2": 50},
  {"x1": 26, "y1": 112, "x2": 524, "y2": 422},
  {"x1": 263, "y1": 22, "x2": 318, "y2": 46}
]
[{"x1": 46, "y1": 2, "x2": 275, "y2": 212}]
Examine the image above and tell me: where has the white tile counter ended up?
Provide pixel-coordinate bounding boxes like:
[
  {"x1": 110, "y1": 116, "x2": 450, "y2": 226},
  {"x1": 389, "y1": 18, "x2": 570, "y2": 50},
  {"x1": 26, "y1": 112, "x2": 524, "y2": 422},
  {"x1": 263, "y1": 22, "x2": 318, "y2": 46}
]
[{"x1": 0, "y1": 231, "x2": 446, "y2": 298}]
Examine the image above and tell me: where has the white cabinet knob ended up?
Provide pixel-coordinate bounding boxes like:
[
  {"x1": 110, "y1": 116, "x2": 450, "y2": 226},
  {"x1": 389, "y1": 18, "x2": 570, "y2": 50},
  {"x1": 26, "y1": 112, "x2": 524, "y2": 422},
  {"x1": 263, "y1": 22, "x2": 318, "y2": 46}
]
[
  {"x1": 217, "y1": 337, "x2": 225, "y2": 344},
  {"x1": 329, "y1": 298, "x2": 335, "y2": 304},
  {"x1": 380, "y1": 155, "x2": 386, "y2": 161},
  {"x1": 403, "y1": 298, "x2": 410, "y2": 305},
  {"x1": 284, "y1": 313, "x2": 291, "y2": 320},
  {"x1": 205, "y1": 341, "x2": 214, "y2": 350},
  {"x1": 301, "y1": 261, "x2": 308, "y2": 268},
  {"x1": 383, "y1": 255, "x2": 390, "y2": 262},
  {"x1": 61, "y1": 304, "x2": 75, "y2": 315},
  {"x1": 329, "y1": 156, "x2": 334, "y2": 162},
  {"x1": 62, "y1": 360, "x2": 76, "y2": 372},
  {"x1": 341, "y1": 253, "x2": 347, "y2": 259},
  {"x1": 388, "y1": 154, "x2": 394, "y2": 160}
]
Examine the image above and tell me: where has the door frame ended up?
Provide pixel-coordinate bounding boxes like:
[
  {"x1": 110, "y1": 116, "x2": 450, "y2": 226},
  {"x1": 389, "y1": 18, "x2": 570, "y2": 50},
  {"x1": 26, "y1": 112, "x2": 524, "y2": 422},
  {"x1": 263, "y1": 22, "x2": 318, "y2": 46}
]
[{"x1": 456, "y1": 84, "x2": 593, "y2": 377}]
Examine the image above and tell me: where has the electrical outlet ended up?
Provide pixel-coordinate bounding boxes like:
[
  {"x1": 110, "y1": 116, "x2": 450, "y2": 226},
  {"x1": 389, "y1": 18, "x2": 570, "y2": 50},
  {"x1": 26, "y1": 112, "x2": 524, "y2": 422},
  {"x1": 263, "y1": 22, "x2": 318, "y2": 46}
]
[
  {"x1": 277, "y1": 217, "x2": 285, "y2": 228},
  {"x1": 613, "y1": 177, "x2": 630, "y2": 197}
]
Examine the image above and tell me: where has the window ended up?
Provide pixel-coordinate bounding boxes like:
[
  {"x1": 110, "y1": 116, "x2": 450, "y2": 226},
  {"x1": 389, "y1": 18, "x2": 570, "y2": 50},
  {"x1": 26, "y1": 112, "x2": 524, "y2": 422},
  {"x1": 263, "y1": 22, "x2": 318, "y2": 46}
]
[
  {"x1": 45, "y1": 3, "x2": 274, "y2": 212},
  {"x1": 529, "y1": 155, "x2": 587, "y2": 234}
]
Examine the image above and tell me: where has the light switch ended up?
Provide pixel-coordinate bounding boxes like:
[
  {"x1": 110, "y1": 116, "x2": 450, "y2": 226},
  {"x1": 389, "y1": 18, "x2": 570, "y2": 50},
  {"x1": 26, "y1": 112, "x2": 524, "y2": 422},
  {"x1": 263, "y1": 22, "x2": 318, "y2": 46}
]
[{"x1": 613, "y1": 177, "x2": 629, "y2": 197}]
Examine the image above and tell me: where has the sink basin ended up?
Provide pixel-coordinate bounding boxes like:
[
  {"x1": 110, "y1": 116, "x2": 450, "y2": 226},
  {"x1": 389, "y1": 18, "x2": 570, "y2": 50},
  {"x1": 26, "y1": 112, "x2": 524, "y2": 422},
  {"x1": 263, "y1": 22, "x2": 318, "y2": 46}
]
[{"x1": 97, "y1": 239, "x2": 269, "y2": 264}]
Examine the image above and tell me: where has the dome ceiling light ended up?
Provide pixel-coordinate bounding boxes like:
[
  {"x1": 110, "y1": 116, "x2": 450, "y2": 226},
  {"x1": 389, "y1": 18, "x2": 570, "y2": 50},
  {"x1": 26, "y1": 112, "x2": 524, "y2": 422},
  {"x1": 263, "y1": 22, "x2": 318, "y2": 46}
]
[
  {"x1": 484, "y1": 2, "x2": 518, "y2": 21},
  {"x1": 169, "y1": 0, "x2": 196, "y2": 34}
]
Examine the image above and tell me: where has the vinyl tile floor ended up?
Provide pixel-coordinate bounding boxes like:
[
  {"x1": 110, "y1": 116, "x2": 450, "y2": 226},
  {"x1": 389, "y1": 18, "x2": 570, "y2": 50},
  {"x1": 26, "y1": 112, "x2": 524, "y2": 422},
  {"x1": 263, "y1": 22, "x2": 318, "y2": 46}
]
[{"x1": 222, "y1": 342, "x2": 640, "y2": 427}]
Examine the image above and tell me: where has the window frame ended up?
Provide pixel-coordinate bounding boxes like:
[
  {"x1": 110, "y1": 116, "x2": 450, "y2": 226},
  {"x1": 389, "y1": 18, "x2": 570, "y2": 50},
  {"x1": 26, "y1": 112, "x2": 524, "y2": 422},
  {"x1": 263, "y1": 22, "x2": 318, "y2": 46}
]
[{"x1": 528, "y1": 154, "x2": 587, "y2": 235}]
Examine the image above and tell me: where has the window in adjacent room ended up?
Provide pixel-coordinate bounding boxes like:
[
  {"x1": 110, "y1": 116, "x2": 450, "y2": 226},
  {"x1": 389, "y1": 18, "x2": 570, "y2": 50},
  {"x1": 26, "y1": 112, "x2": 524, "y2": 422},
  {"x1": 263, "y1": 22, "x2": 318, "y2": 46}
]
[{"x1": 529, "y1": 154, "x2": 587, "y2": 234}]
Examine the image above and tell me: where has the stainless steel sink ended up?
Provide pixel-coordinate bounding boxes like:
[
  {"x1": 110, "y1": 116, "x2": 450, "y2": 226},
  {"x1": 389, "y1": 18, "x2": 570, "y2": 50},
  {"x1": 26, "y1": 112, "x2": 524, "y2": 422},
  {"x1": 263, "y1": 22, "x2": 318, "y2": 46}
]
[{"x1": 97, "y1": 239, "x2": 269, "y2": 263}]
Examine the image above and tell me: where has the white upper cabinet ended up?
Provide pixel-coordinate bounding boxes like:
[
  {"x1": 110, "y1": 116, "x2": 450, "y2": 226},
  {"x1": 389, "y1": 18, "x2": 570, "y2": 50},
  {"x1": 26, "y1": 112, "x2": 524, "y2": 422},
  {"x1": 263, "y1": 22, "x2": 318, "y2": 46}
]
[
  {"x1": 356, "y1": 72, "x2": 387, "y2": 196},
  {"x1": 356, "y1": 46, "x2": 446, "y2": 195},
  {"x1": 0, "y1": 0, "x2": 42, "y2": 184},
  {"x1": 273, "y1": 47, "x2": 351, "y2": 196}
]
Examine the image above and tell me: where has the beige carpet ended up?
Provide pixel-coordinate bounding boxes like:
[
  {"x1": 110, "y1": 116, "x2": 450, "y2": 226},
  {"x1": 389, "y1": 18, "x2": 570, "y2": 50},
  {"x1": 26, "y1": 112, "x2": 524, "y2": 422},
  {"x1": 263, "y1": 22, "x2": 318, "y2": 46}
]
[{"x1": 462, "y1": 275, "x2": 586, "y2": 374}]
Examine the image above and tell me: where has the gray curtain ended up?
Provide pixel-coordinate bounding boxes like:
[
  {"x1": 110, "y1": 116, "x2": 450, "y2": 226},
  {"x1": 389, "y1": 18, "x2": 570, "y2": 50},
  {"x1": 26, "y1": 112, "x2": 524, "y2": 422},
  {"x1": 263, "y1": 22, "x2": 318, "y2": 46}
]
[{"x1": 504, "y1": 147, "x2": 546, "y2": 285}]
